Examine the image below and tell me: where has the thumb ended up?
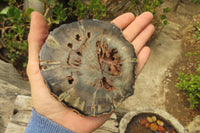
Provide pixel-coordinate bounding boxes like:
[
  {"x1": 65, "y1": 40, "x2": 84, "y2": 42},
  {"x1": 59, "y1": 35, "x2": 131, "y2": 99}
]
[
  {"x1": 27, "y1": 11, "x2": 50, "y2": 101},
  {"x1": 28, "y1": 11, "x2": 48, "y2": 64}
]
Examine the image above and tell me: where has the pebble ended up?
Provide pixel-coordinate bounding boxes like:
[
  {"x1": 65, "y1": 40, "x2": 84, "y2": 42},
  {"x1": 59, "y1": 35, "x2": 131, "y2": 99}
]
[
  {"x1": 147, "y1": 116, "x2": 153, "y2": 123},
  {"x1": 110, "y1": 113, "x2": 117, "y2": 120},
  {"x1": 150, "y1": 123, "x2": 158, "y2": 131},
  {"x1": 145, "y1": 123, "x2": 150, "y2": 128},
  {"x1": 140, "y1": 118, "x2": 148, "y2": 125},
  {"x1": 152, "y1": 116, "x2": 157, "y2": 122},
  {"x1": 158, "y1": 125, "x2": 166, "y2": 133},
  {"x1": 157, "y1": 120, "x2": 164, "y2": 126}
]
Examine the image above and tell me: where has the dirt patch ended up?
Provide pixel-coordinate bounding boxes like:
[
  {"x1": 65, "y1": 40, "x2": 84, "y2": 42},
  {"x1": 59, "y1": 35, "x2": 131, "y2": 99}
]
[{"x1": 164, "y1": 18, "x2": 200, "y2": 126}]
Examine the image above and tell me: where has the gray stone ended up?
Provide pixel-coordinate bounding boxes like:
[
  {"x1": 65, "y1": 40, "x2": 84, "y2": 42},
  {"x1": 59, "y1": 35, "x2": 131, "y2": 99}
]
[
  {"x1": 96, "y1": 118, "x2": 118, "y2": 133},
  {"x1": 24, "y1": 0, "x2": 44, "y2": 14},
  {"x1": 162, "y1": 0, "x2": 180, "y2": 12},
  {"x1": 5, "y1": 122, "x2": 27, "y2": 133},
  {"x1": 0, "y1": 80, "x2": 30, "y2": 133},
  {"x1": 93, "y1": 129, "x2": 113, "y2": 133},
  {"x1": 186, "y1": 115, "x2": 200, "y2": 133},
  {"x1": 14, "y1": 95, "x2": 32, "y2": 111},
  {"x1": 24, "y1": 0, "x2": 52, "y2": 18},
  {"x1": 10, "y1": 110, "x2": 31, "y2": 125},
  {"x1": 94, "y1": 113, "x2": 119, "y2": 133},
  {"x1": 6, "y1": 95, "x2": 119, "y2": 133},
  {"x1": 9, "y1": 95, "x2": 32, "y2": 125},
  {"x1": 0, "y1": 60, "x2": 30, "y2": 90},
  {"x1": 93, "y1": 115, "x2": 118, "y2": 133},
  {"x1": 110, "y1": 113, "x2": 117, "y2": 120},
  {"x1": 0, "y1": 60, "x2": 30, "y2": 133},
  {"x1": 5, "y1": 95, "x2": 32, "y2": 133},
  {"x1": 176, "y1": 1, "x2": 200, "y2": 16}
]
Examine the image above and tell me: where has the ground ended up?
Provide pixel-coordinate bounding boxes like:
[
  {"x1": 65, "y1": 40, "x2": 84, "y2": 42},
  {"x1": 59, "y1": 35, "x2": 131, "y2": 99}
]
[{"x1": 164, "y1": 19, "x2": 200, "y2": 126}]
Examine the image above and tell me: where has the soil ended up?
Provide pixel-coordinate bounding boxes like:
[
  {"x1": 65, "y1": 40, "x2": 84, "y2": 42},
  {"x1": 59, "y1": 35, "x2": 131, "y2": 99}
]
[
  {"x1": 14, "y1": 61, "x2": 28, "y2": 81},
  {"x1": 164, "y1": 17, "x2": 200, "y2": 126}
]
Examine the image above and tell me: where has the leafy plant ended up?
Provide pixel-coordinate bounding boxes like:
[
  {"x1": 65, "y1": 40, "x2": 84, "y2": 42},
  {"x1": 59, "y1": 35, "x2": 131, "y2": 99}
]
[
  {"x1": 177, "y1": 26, "x2": 200, "y2": 108},
  {"x1": 186, "y1": 51, "x2": 200, "y2": 62},
  {"x1": 0, "y1": 0, "x2": 68, "y2": 70},
  {"x1": 51, "y1": 2, "x2": 67, "y2": 24},
  {"x1": 191, "y1": 0, "x2": 200, "y2": 4},
  {"x1": 176, "y1": 65, "x2": 200, "y2": 109},
  {"x1": 195, "y1": 21, "x2": 200, "y2": 39},
  {"x1": 0, "y1": 6, "x2": 34, "y2": 67},
  {"x1": 68, "y1": 0, "x2": 107, "y2": 19},
  {"x1": 132, "y1": 0, "x2": 170, "y2": 26},
  {"x1": 39, "y1": 0, "x2": 68, "y2": 27}
]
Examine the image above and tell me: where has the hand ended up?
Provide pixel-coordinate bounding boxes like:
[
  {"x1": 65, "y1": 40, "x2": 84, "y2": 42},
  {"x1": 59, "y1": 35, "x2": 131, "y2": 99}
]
[{"x1": 27, "y1": 11, "x2": 154, "y2": 133}]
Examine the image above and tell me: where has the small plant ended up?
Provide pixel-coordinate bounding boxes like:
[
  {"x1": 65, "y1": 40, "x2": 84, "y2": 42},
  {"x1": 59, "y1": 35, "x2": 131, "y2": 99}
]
[
  {"x1": 132, "y1": 0, "x2": 170, "y2": 26},
  {"x1": 195, "y1": 21, "x2": 200, "y2": 39},
  {"x1": 191, "y1": 0, "x2": 200, "y2": 4},
  {"x1": 51, "y1": 2, "x2": 67, "y2": 24},
  {"x1": 68, "y1": 0, "x2": 107, "y2": 20},
  {"x1": 186, "y1": 51, "x2": 200, "y2": 62},
  {"x1": 40, "y1": 0, "x2": 68, "y2": 27},
  {"x1": 0, "y1": 0, "x2": 68, "y2": 70},
  {"x1": 176, "y1": 65, "x2": 200, "y2": 109},
  {"x1": 0, "y1": 5, "x2": 34, "y2": 68},
  {"x1": 177, "y1": 23, "x2": 200, "y2": 108}
]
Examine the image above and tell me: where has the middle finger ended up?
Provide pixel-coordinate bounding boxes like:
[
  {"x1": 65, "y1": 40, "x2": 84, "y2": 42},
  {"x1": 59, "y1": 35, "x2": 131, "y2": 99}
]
[{"x1": 123, "y1": 12, "x2": 153, "y2": 42}]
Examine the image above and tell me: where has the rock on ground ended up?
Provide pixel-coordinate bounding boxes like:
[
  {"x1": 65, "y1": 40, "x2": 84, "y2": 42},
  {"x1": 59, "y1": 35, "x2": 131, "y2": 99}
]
[
  {"x1": 186, "y1": 115, "x2": 200, "y2": 133},
  {"x1": 5, "y1": 96, "x2": 32, "y2": 133},
  {"x1": 5, "y1": 95, "x2": 118, "y2": 133},
  {"x1": 0, "y1": 60, "x2": 30, "y2": 90},
  {"x1": 0, "y1": 60, "x2": 30, "y2": 133},
  {"x1": 94, "y1": 113, "x2": 118, "y2": 133},
  {"x1": 0, "y1": 80, "x2": 30, "y2": 133},
  {"x1": 24, "y1": 0, "x2": 43, "y2": 14}
]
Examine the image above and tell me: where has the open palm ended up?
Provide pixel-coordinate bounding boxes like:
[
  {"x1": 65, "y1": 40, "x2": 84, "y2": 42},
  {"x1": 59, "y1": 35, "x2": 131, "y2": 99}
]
[{"x1": 27, "y1": 11, "x2": 154, "y2": 133}]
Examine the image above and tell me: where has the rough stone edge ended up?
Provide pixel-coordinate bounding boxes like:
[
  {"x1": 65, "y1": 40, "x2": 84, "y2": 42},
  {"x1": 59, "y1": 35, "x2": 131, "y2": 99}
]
[
  {"x1": 185, "y1": 115, "x2": 200, "y2": 133},
  {"x1": 5, "y1": 95, "x2": 119, "y2": 133},
  {"x1": 5, "y1": 122, "x2": 27, "y2": 133},
  {"x1": 5, "y1": 95, "x2": 32, "y2": 133},
  {"x1": 119, "y1": 107, "x2": 186, "y2": 133}
]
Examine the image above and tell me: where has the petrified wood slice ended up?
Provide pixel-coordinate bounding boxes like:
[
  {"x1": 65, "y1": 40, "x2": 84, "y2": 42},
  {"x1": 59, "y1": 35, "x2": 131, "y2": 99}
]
[{"x1": 40, "y1": 19, "x2": 137, "y2": 116}]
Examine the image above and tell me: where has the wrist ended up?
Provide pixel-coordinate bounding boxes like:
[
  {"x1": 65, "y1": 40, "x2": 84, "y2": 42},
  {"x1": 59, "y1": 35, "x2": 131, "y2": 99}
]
[{"x1": 26, "y1": 108, "x2": 74, "y2": 133}]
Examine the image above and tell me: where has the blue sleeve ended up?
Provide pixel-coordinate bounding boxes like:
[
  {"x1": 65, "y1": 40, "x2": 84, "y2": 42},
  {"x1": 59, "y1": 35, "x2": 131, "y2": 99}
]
[{"x1": 25, "y1": 108, "x2": 74, "y2": 133}]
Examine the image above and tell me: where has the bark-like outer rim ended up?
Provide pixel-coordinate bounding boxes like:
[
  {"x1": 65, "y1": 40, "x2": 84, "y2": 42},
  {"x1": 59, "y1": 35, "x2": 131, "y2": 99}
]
[{"x1": 119, "y1": 107, "x2": 186, "y2": 133}]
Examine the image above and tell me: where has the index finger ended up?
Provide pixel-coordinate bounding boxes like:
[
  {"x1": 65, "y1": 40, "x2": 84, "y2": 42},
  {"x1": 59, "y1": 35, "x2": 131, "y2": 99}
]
[{"x1": 111, "y1": 12, "x2": 135, "y2": 30}]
